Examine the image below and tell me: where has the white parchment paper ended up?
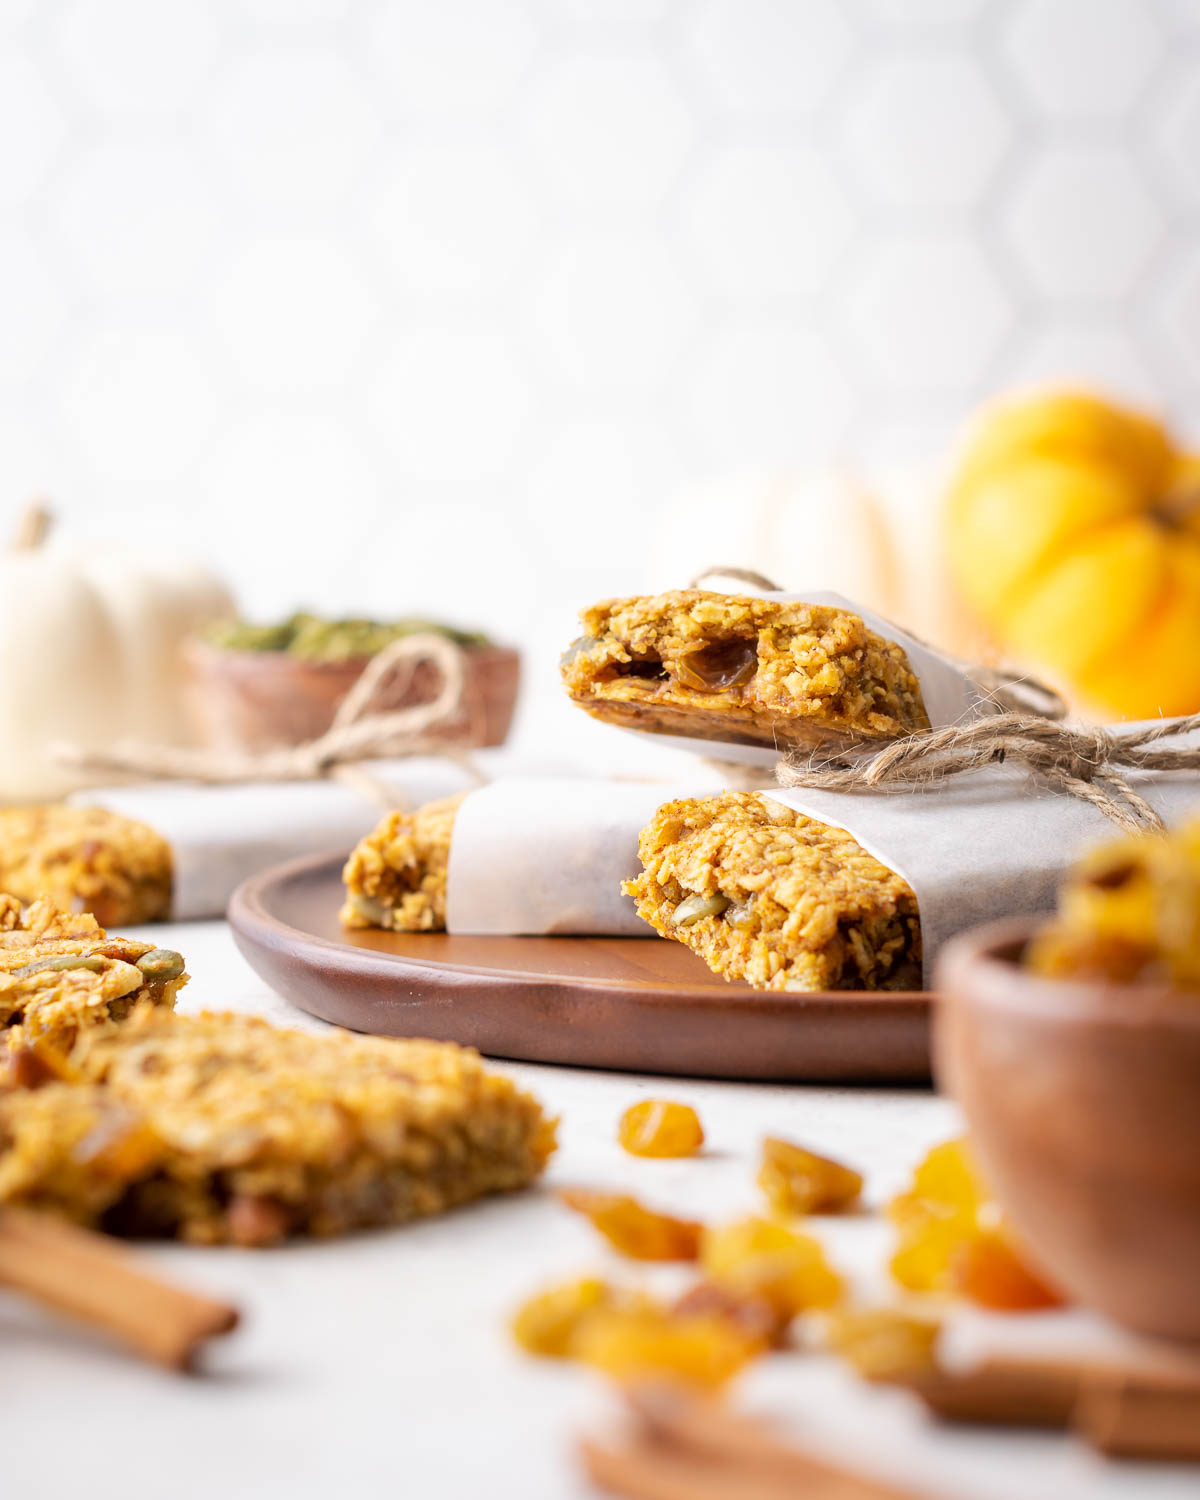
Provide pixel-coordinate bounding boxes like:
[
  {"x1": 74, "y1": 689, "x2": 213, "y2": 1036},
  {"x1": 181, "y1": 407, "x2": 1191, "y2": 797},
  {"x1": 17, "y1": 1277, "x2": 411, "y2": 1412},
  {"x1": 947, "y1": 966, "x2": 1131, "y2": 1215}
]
[
  {"x1": 615, "y1": 590, "x2": 992, "y2": 767},
  {"x1": 765, "y1": 721, "x2": 1200, "y2": 983},
  {"x1": 445, "y1": 774, "x2": 737, "y2": 935},
  {"x1": 72, "y1": 754, "x2": 511, "y2": 920}
]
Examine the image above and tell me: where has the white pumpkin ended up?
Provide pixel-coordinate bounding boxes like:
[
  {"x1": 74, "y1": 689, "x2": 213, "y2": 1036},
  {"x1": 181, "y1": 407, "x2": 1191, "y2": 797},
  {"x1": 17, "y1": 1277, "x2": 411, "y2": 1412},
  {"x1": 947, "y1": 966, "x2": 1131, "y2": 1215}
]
[
  {"x1": 648, "y1": 466, "x2": 974, "y2": 656},
  {"x1": 0, "y1": 504, "x2": 236, "y2": 801}
]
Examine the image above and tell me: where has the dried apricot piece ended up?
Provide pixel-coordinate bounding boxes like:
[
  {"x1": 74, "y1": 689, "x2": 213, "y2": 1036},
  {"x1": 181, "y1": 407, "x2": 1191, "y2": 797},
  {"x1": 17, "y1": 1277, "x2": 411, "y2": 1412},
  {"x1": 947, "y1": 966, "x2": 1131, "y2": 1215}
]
[
  {"x1": 572, "y1": 1307, "x2": 760, "y2": 1390},
  {"x1": 950, "y1": 1229, "x2": 1063, "y2": 1311},
  {"x1": 511, "y1": 1276, "x2": 617, "y2": 1358},
  {"x1": 757, "y1": 1136, "x2": 863, "y2": 1216},
  {"x1": 618, "y1": 1098, "x2": 704, "y2": 1158},
  {"x1": 561, "y1": 1189, "x2": 702, "y2": 1261},
  {"x1": 701, "y1": 1215, "x2": 844, "y2": 1317},
  {"x1": 825, "y1": 1307, "x2": 941, "y2": 1382}
]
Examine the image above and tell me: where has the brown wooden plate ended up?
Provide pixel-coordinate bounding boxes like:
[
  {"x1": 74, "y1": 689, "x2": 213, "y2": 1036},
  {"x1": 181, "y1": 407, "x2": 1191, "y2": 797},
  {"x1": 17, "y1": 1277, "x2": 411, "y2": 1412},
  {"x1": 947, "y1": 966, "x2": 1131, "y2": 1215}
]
[{"x1": 228, "y1": 852, "x2": 931, "y2": 1082}]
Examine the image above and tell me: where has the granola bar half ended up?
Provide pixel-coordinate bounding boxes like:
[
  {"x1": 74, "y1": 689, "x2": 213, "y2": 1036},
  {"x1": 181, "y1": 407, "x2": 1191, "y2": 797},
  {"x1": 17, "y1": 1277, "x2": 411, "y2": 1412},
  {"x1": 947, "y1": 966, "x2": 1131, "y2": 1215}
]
[
  {"x1": 0, "y1": 805, "x2": 172, "y2": 927},
  {"x1": 0, "y1": 1008, "x2": 556, "y2": 1245},
  {"x1": 561, "y1": 592, "x2": 929, "y2": 750},
  {"x1": 0, "y1": 896, "x2": 186, "y2": 1055},
  {"x1": 624, "y1": 793, "x2": 921, "y2": 992},
  {"x1": 341, "y1": 794, "x2": 464, "y2": 932}
]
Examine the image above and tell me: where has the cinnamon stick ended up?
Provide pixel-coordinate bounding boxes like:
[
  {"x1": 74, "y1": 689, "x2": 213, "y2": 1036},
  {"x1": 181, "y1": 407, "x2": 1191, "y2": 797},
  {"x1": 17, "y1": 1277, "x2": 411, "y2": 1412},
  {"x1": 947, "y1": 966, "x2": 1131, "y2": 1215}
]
[
  {"x1": 581, "y1": 1386, "x2": 931, "y2": 1500},
  {"x1": 0, "y1": 1207, "x2": 239, "y2": 1369},
  {"x1": 905, "y1": 1357, "x2": 1080, "y2": 1427},
  {"x1": 1076, "y1": 1369, "x2": 1200, "y2": 1462},
  {"x1": 904, "y1": 1352, "x2": 1200, "y2": 1461}
]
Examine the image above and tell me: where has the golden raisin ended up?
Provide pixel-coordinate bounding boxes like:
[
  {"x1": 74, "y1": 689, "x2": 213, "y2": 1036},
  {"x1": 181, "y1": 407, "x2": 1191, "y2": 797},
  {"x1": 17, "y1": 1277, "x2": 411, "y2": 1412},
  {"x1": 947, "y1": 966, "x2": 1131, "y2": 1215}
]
[
  {"x1": 887, "y1": 1138, "x2": 1064, "y2": 1311},
  {"x1": 672, "y1": 1280, "x2": 787, "y2": 1349},
  {"x1": 757, "y1": 1136, "x2": 863, "y2": 1216},
  {"x1": 572, "y1": 1307, "x2": 760, "y2": 1390},
  {"x1": 701, "y1": 1215, "x2": 843, "y2": 1318},
  {"x1": 825, "y1": 1307, "x2": 941, "y2": 1382},
  {"x1": 619, "y1": 1098, "x2": 705, "y2": 1158},
  {"x1": 950, "y1": 1230, "x2": 1063, "y2": 1311},
  {"x1": 561, "y1": 1189, "x2": 702, "y2": 1261},
  {"x1": 511, "y1": 1276, "x2": 616, "y2": 1358}
]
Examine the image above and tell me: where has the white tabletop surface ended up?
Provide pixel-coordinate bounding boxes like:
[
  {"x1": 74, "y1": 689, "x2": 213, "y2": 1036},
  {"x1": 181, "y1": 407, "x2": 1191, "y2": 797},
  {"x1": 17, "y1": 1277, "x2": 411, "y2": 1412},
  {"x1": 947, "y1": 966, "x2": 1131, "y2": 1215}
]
[{"x1": 3, "y1": 918, "x2": 1197, "y2": 1500}]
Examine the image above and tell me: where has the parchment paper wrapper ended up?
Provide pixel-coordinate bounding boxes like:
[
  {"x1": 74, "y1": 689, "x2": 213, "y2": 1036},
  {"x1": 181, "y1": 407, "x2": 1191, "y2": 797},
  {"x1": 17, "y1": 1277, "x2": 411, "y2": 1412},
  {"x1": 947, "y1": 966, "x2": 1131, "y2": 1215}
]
[
  {"x1": 446, "y1": 729, "x2": 1200, "y2": 971},
  {"x1": 71, "y1": 754, "x2": 515, "y2": 921},
  {"x1": 445, "y1": 775, "x2": 733, "y2": 936},
  {"x1": 766, "y1": 720, "x2": 1200, "y2": 984},
  {"x1": 613, "y1": 590, "x2": 991, "y2": 768}
]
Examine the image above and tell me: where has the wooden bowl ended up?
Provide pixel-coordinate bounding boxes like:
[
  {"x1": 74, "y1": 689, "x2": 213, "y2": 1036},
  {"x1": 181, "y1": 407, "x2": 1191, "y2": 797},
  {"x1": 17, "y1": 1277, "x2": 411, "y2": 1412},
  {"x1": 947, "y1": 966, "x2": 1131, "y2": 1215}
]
[
  {"x1": 935, "y1": 920, "x2": 1200, "y2": 1343},
  {"x1": 182, "y1": 638, "x2": 520, "y2": 753}
]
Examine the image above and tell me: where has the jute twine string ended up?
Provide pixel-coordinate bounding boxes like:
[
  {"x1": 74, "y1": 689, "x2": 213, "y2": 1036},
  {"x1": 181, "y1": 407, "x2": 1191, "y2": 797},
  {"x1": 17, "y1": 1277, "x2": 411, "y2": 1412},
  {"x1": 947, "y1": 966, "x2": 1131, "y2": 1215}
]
[
  {"x1": 53, "y1": 634, "x2": 487, "y2": 812},
  {"x1": 779, "y1": 712, "x2": 1200, "y2": 834}
]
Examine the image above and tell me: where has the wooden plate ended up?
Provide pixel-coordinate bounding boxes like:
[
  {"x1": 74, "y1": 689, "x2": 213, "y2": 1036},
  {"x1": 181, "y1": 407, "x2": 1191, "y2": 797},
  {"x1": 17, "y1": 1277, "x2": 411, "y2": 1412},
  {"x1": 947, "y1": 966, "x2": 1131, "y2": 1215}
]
[{"x1": 228, "y1": 852, "x2": 931, "y2": 1082}]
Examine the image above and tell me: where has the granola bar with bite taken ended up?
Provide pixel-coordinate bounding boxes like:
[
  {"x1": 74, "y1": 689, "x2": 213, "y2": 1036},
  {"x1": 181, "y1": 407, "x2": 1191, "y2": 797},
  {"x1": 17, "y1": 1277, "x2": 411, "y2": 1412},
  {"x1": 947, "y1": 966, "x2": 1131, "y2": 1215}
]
[{"x1": 562, "y1": 592, "x2": 929, "y2": 751}]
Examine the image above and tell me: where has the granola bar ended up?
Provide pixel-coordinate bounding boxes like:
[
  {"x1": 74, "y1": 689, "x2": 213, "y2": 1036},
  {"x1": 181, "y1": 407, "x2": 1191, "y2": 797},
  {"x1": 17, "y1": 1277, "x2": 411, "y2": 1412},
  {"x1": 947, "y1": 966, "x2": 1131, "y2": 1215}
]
[
  {"x1": 340, "y1": 794, "x2": 463, "y2": 932},
  {"x1": 0, "y1": 896, "x2": 186, "y2": 1055},
  {"x1": 624, "y1": 792, "x2": 921, "y2": 992},
  {"x1": 0, "y1": 1008, "x2": 556, "y2": 1245},
  {"x1": 561, "y1": 592, "x2": 929, "y2": 750},
  {"x1": 0, "y1": 805, "x2": 172, "y2": 927}
]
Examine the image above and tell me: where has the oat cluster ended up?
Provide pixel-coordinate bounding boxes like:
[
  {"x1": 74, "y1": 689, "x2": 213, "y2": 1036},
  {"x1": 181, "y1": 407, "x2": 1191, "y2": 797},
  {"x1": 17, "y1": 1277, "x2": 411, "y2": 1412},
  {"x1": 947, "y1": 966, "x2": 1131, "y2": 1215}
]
[
  {"x1": 625, "y1": 792, "x2": 920, "y2": 992},
  {"x1": 562, "y1": 591, "x2": 929, "y2": 750}
]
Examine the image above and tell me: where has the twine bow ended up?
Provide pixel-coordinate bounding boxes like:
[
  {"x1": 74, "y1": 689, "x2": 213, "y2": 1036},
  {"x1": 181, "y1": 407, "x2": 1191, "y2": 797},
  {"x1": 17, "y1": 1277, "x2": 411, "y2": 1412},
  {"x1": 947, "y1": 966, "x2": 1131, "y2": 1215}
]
[
  {"x1": 54, "y1": 634, "x2": 485, "y2": 811},
  {"x1": 779, "y1": 712, "x2": 1200, "y2": 834}
]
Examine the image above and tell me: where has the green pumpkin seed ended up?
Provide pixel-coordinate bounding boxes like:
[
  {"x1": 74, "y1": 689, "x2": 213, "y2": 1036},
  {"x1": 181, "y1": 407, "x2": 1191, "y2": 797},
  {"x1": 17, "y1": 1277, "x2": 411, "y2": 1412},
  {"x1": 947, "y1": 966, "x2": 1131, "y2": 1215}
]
[
  {"x1": 671, "y1": 893, "x2": 731, "y2": 926},
  {"x1": 136, "y1": 948, "x2": 186, "y2": 983},
  {"x1": 13, "y1": 954, "x2": 107, "y2": 979}
]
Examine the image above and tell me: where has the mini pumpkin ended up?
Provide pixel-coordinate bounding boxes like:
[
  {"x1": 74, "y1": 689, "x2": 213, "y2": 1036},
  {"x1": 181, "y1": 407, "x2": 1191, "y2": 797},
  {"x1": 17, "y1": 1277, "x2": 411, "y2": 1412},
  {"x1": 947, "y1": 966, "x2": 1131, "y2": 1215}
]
[
  {"x1": 0, "y1": 503, "x2": 235, "y2": 801},
  {"x1": 944, "y1": 390, "x2": 1200, "y2": 718}
]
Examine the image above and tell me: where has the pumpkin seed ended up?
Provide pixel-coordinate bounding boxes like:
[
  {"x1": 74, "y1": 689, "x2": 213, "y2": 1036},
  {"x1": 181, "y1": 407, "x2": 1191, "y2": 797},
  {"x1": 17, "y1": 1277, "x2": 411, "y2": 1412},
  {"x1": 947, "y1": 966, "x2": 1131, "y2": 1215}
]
[
  {"x1": 136, "y1": 948, "x2": 186, "y2": 983},
  {"x1": 671, "y1": 893, "x2": 731, "y2": 926},
  {"x1": 13, "y1": 954, "x2": 106, "y2": 979}
]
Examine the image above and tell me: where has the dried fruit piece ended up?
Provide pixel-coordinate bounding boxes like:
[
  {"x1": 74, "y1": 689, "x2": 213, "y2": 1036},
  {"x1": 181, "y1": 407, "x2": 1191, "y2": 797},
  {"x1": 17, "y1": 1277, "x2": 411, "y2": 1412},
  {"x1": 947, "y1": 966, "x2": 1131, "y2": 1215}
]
[
  {"x1": 511, "y1": 1276, "x2": 617, "y2": 1358},
  {"x1": 619, "y1": 1099, "x2": 705, "y2": 1159},
  {"x1": 757, "y1": 1136, "x2": 863, "y2": 1216},
  {"x1": 561, "y1": 1189, "x2": 702, "y2": 1261},
  {"x1": 950, "y1": 1229, "x2": 1063, "y2": 1311},
  {"x1": 701, "y1": 1215, "x2": 843, "y2": 1317},
  {"x1": 888, "y1": 1138, "x2": 1063, "y2": 1311},
  {"x1": 672, "y1": 1280, "x2": 788, "y2": 1349},
  {"x1": 572, "y1": 1307, "x2": 759, "y2": 1390},
  {"x1": 825, "y1": 1307, "x2": 941, "y2": 1382}
]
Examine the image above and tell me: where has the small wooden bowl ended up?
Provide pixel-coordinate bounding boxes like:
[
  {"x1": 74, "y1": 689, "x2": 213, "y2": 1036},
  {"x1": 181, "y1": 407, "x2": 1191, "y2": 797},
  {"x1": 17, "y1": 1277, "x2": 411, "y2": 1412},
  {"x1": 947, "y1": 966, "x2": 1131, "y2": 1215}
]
[
  {"x1": 935, "y1": 920, "x2": 1200, "y2": 1343},
  {"x1": 182, "y1": 637, "x2": 520, "y2": 754}
]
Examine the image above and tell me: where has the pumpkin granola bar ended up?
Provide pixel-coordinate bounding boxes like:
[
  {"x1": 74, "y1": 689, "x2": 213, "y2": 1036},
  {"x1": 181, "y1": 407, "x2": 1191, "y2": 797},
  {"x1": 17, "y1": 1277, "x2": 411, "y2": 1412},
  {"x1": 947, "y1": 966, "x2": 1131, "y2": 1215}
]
[
  {"x1": 0, "y1": 805, "x2": 172, "y2": 927},
  {"x1": 341, "y1": 794, "x2": 463, "y2": 932},
  {"x1": 561, "y1": 592, "x2": 929, "y2": 750},
  {"x1": 0, "y1": 1008, "x2": 556, "y2": 1245},
  {"x1": 625, "y1": 793, "x2": 921, "y2": 992},
  {"x1": 0, "y1": 895, "x2": 186, "y2": 1055}
]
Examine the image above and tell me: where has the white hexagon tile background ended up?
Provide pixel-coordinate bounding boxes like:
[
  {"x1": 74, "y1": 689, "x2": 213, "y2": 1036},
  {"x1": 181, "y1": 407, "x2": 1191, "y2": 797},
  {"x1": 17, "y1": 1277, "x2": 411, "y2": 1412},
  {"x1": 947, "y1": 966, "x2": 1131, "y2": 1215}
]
[{"x1": 2, "y1": 0, "x2": 1197, "y2": 686}]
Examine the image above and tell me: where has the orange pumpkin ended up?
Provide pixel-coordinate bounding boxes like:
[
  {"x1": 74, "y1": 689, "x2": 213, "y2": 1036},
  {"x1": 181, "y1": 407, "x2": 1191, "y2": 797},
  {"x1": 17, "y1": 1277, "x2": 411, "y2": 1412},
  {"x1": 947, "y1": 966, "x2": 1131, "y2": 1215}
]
[{"x1": 945, "y1": 391, "x2": 1200, "y2": 718}]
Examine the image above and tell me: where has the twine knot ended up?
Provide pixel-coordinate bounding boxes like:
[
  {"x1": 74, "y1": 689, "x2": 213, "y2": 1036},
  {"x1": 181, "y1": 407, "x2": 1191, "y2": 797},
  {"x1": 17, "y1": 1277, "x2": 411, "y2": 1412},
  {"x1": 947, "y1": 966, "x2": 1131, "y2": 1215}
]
[
  {"x1": 778, "y1": 712, "x2": 1200, "y2": 835},
  {"x1": 53, "y1": 634, "x2": 485, "y2": 811}
]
